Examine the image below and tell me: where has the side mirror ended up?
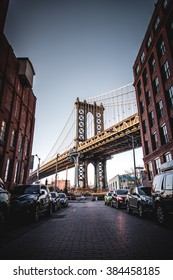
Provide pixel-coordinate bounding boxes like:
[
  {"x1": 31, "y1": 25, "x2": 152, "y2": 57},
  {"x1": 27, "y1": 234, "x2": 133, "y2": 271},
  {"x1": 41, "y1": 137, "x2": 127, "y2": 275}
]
[{"x1": 41, "y1": 190, "x2": 45, "y2": 195}]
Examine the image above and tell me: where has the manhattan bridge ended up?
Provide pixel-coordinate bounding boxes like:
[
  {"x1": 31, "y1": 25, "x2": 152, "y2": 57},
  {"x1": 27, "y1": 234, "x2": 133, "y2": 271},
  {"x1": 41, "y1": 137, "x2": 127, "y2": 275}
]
[{"x1": 29, "y1": 83, "x2": 141, "y2": 189}]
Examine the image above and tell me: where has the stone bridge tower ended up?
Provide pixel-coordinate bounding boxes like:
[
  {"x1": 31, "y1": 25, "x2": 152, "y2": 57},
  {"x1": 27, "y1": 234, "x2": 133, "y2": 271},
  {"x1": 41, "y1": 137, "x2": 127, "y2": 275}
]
[{"x1": 69, "y1": 98, "x2": 107, "y2": 190}]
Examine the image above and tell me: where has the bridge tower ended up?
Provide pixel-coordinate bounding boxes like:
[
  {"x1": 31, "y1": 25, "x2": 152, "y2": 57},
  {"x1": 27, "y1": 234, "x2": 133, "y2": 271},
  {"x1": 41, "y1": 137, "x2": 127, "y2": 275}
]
[{"x1": 70, "y1": 98, "x2": 107, "y2": 190}]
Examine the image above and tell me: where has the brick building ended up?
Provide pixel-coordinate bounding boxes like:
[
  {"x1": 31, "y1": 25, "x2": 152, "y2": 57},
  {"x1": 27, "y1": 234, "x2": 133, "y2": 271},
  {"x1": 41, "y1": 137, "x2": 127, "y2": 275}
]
[
  {"x1": 133, "y1": 0, "x2": 173, "y2": 187},
  {"x1": 0, "y1": 0, "x2": 36, "y2": 190}
]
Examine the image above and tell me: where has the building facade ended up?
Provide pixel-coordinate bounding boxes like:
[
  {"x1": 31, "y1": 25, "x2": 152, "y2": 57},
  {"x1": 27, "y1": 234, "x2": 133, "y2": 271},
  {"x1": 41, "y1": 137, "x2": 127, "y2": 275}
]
[
  {"x1": 133, "y1": 0, "x2": 173, "y2": 187},
  {"x1": 0, "y1": 0, "x2": 36, "y2": 190}
]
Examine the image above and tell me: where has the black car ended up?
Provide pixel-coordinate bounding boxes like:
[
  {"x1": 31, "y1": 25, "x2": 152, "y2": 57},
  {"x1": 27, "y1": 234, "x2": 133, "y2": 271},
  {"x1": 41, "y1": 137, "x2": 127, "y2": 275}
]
[
  {"x1": 10, "y1": 184, "x2": 53, "y2": 222},
  {"x1": 59, "y1": 193, "x2": 68, "y2": 207},
  {"x1": 111, "y1": 189, "x2": 128, "y2": 209},
  {"x1": 50, "y1": 191, "x2": 61, "y2": 211},
  {"x1": 0, "y1": 186, "x2": 11, "y2": 235},
  {"x1": 126, "y1": 186, "x2": 153, "y2": 217},
  {"x1": 152, "y1": 168, "x2": 173, "y2": 224}
]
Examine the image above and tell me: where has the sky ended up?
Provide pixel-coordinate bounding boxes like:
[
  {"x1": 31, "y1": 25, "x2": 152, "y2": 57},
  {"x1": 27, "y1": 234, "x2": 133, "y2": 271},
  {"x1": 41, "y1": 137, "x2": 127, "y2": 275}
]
[{"x1": 4, "y1": 0, "x2": 156, "y2": 184}]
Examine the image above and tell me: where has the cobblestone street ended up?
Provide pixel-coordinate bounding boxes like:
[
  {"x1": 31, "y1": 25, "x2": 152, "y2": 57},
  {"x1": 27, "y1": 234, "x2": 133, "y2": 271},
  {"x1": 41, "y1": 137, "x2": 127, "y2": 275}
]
[{"x1": 0, "y1": 200, "x2": 173, "y2": 260}]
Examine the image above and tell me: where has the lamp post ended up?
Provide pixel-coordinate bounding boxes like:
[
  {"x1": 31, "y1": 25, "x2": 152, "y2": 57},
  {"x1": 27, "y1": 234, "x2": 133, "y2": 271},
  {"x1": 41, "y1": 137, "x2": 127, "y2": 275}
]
[
  {"x1": 55, "y1": 153, "x2": 59, "y2": 189},
  {"x1": 126, "y1": 134, "x2": 137, "y2": 186},
  {"x1": 35, "y1": 154, "x2": 41, "y2": 181}
]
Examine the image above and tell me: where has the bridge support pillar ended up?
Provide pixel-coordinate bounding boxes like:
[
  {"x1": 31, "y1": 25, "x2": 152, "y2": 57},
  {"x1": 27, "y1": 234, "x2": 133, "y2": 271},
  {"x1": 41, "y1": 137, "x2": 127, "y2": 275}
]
[{"x1": 93, "y1": 159, "x2": 108, "y2": 190}]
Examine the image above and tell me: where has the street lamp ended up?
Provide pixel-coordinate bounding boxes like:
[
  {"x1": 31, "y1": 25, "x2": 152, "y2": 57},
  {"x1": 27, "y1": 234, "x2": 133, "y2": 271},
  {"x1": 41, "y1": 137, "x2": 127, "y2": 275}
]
[
  {"x1": 126, "y1": 134, "x2": 137, "y2": 186},
  {"x1": 35, "y1": 154, "x2": 41, "y2": 181},
  {"x1": 55, "y1": 154, "x2": 59, "y2": 188}
]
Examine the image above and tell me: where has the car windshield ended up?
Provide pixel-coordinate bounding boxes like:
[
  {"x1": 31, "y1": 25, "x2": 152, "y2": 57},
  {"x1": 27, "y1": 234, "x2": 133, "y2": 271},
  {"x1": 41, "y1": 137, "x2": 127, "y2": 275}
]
[
  {"x1": 108, "y1": 192, "x2": 112, "y2": 196},
  {"x1": 13, "y1": 185, "x2": 40, "y2": 195},
  {"x1": 51, "y1": 193, "x2": 56, "y2": 198},
  {"x1": 59, "y1": 193, "x2": 65, "y2": 198},
  {"x1": 138, "y1": 187, "x2": 151, "y2": 196},
  {"x1": 116, "y1": 190, "x2": 128, "y2": 195}
]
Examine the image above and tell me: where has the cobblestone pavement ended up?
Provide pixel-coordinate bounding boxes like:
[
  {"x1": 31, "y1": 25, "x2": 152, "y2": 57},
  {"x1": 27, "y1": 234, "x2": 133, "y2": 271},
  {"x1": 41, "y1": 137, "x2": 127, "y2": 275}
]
[{"x1": 0, "y1": 200, "x2": 173, "y2": 260}]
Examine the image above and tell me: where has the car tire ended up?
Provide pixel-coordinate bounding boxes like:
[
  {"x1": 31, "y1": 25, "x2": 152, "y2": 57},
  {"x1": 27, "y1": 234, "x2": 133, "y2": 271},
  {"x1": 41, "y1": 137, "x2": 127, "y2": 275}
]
[
  {"x1": 156, "y1": 205, "x2": 165, "y2": 224},
  {"x1": 47, "y1": 204, "x2": 53, "y2": 217},
  {"x1": 115, "y1": 200, "x2": 119, "y2": 209},
  {"x1": 138, "y1": 204, "x2": 144, "y2": 218},
  {"x1": 32, "y1": 205, "x2": 39, "y2": 222},
  {"x1": 54, "y1": 203, "x2": 58, "y2": 212},
  {"x1": 126, "y1": 202, "x2": 132, "y2": 214},
  {"x1": 111, "y1": 201, "x2": 113, "y2": 207}
]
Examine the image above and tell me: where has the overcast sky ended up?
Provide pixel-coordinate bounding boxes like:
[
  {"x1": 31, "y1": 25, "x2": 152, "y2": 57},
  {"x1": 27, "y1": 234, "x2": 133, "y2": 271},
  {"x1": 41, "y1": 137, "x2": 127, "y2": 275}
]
[{"x1": 4, "y1": 0, "x2": 156, "y2": 183}]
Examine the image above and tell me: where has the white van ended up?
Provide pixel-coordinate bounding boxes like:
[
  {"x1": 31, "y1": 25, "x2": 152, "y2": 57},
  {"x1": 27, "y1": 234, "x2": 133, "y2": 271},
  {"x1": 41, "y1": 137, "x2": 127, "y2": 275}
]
[{"x1": 152, "y1": 160, "x2": 173, "y2": 224}]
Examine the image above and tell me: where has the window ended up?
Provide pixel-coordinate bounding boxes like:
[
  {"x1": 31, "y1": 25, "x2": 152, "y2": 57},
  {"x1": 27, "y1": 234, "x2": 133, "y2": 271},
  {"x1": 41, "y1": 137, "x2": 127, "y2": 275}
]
[
  {"x1": 155, "y1": 158, "x2": 161, "y2": 174},
  {"x1": 4, "y1": 158, "x2": 10, "y2": 182},
  {"x1": 146, "y1": 89, "x2": 151, "y2": 105},
  {"x1": 163, "y1": 174, "x2": 173, "y2": 190},
  {"x1": 163, "y1": 60, "x2": 170, "y2": 80},
  {"x1": 142, "y1": 119, "x2": 147, "y2": 134},
  {"x1": 0, "y1": 121, "x2": 6, "y2": 141},
  {"x1": 149, "y1": 55, "x2": 156, "y2": 74},
  {"x1": 14, "y1": 162, "x2": 18, "y2": 183},
  {"x1": 157, "y1": 38, "x2": 166, "y2": 58},
  {"x1": 161, "y1": 124, "x2": 168, "y2": 144},
  {"x1": 152, "y1": 132, "x2": 158, "y2": 150},
  {"x1": 143, "y1": 69, "x2": 148, "y2": 86},
  {"x1": 153, "y1": 76, "x2": 160, "y2": 94},
  {"x1": 140, "y1": 100, "x2": 145, "y2": 114},
  {"x1": 160, "y1": 40, "x2": 166, "y2": 56},
  {"x1": 137, "y1": 80, "x2": 142, "y2": 96},
  {"x1": 154, "y1": 16, "x2": 160, "y2": 31},
  {"x1": 148, "y1": 161, "x2": 154, "y2": 181},
  {"x1": 163, "y1": 0, "x2": 170, "y2": 9},
  {"x1": 10, "y1": 130, "x2": 16, "y2": 147},
  {"x1": 141, "y1": 51, "x2": 145, "y2": 64},
  {"x1": 157, "y1": 100, "x2": 163, "y2": 118},
  {"x1": 149, "y1": 110, "x2": 155, "y2": 127},
  {"x1": 145, "y1": 140, "x2": 150, "y2": 155},
  {"x1": 164, "y1": 152, "x2": 172, "y2": 162},
  {"x1": 135, "y1": 64, "x2": 140, "y2": 76},
  {"x1": 147, "y1": 35, "x2": 152, "y2": 48},
  {"x1": 167, "y1": 85, "x2": 173, "y2": 107}
]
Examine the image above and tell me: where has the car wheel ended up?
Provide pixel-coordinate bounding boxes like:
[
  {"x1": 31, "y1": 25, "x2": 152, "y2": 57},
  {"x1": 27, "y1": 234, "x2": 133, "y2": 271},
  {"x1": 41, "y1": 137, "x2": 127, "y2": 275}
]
[
  {"x1": 156, "y1": 205, "x2": 165, "y2": 224},
  {"x1": 47, "y1": 204, "x2": 53, "y2": 217},
  {"x1": 138, "y1": 204, "x2": 144, "y2": 218},
  {"x1": 111, "y1": 201, "x2": 113, "y2": 207},
  {"x1": 54, "y1": 203, "x2": 58, "y2": 212},
  {"x1": 115, "y1": 200, "x2": 119, "y2": 209},
  {"x1": 58, "y1": 203, "x2": 61, "y2": 210},
  {"x1": 32, "y1": 205, "x2": 39, "y2": 222},
  {"x1": 126, "y1": 202, "x2": 132, "y2": 214}
]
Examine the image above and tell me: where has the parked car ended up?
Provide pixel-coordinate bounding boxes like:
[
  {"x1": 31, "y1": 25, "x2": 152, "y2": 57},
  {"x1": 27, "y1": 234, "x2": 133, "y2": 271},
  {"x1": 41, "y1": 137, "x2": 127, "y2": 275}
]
[
  {"x1": 126, "y1": 186, "x2": 153, "y2": 217},
  {"x1": 104, "y1": 191, "x2": 113, "y2": 206},
  {"x1": 50, "y1": 191, "x2": 61, "y2": 211},
  {"x1": 0, "y1": 186, "x2": 11, "y2": 235},
  {"x1": 152, "y1": 164, "x2": 173, "y2": 224},
  {"x1": 10, "y1": 184, "x2": 53, "y2": 222},
  {"x1": 59, "y1": 193, "x2": 68, "y2": 207},
  {"x1": 111, "y1": 189, "x2": 128, "y2": 208}
]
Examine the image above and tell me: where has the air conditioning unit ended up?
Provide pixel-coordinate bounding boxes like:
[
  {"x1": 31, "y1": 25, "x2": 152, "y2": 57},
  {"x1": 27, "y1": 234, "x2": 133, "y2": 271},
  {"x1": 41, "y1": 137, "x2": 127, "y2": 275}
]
[{"x1": 18, "y1": 57, "x2": 35, "y2": 88}]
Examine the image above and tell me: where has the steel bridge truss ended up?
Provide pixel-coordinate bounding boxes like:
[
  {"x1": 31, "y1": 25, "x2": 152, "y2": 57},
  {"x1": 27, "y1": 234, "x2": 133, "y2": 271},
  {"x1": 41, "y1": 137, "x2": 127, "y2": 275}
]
[{"x1": 29, "y1": 111, "x2": 141, "y2": 189}]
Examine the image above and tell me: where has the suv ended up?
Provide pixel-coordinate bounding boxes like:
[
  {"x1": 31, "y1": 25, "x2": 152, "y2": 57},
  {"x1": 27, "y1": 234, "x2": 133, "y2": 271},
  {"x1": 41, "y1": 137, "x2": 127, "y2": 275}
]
[
  {"x1": 126, "y1": 186, "x2": 153, "y2": 217},
  {"x1": 152, "y1": 162, "x2": 173, "y2": 224},
  {"x1": 10, "y1": 184, "x2": 53, "y2": 222},
  {"x1": 0, "y1": 186, "x2": 11, "y2": 235},
  {"x1": 111, "y1": 189, "x2": 128, "y2": 209},
  {"x1": 59, "y1": 193, "x2": 68, "y2": 207}
]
